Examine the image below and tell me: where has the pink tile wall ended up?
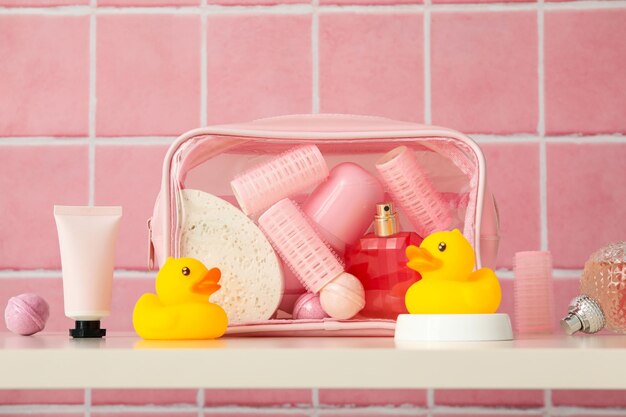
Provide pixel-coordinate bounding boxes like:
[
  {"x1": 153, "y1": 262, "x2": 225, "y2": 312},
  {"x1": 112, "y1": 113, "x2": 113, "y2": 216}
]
[
  {"x1": 480, "y1": 143, "x2": 540, "y2": 268},
  {"x1": 206, "y1": 14, "x2": 312, "y2": 123},
  {"x1": 94, "y1": 145, "x2": 169, "y2": 269},
  {"x1": 1, "y1": 0, "x2": 625, "y2": 413},
  {"x1": 319, "y1": 13, "x2": 424, "y2": 122},
  {"x1": 0, "y1": 16, "x2": 89, "y2": 136},
  {"x1": 544, "y1": 10, "x2": 626, "y2": 134},
  {"x1": 96, "y1": 15, "x2": 201, "y2": 136},
  {"x1": 204, "y1": 389, "x2": 311, "y2": 406},
  {"x1": 434, "y1": 389, "x2": 544, "y2": 407},
  {"x1": 0, "y1": 146, "x2": 89, "y2": 269},
  {"x1": 92, "y1": 389, "x2": 197, "y2": 405},
  {"x1": 546, "y1": 143, "x2": 626, "y2": 268},
  {"x1": 430, "y1": 11, "x2": 538, "y2": 133},
  {"x1": 318, "y1": 389, "x2": 427, "y2": 406}
]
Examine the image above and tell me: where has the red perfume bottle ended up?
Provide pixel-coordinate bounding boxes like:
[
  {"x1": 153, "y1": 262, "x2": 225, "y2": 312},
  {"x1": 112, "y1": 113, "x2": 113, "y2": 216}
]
[{"x1": 345, "y1": 202, "x2": 422, "y2": 319}]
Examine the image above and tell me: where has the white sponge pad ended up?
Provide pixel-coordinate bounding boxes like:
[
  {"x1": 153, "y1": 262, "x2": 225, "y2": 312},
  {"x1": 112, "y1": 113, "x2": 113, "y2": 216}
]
[{"x1": 179, "y1": 189, "x2": 283, "y2": 322}]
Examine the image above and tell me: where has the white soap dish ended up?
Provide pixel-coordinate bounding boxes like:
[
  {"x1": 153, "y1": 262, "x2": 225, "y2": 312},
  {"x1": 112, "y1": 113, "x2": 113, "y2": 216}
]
[{"x1": 394, "y1": 313, "x2": 513, "y2": 342}]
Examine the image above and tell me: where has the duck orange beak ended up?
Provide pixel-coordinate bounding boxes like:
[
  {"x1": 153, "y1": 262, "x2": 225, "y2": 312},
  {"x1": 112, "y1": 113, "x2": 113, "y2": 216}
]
[
  {"x1": 192, "y1": 268, "x2": 221, "y2": 296},
  {"x1": 406, "y1": 245, "x2": 441, "y2": 272}
]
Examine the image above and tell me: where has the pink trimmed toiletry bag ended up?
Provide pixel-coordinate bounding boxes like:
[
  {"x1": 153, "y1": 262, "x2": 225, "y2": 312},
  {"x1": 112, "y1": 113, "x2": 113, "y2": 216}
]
[{"x1": 148, "y1": 114, "x2": 500, "y2": 336}]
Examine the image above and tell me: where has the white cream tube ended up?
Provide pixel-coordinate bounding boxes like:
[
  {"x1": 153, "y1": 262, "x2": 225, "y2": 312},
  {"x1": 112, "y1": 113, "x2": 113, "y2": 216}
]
[{"x1": 54, "y1": 206, "x2": 122, "y2": 324}]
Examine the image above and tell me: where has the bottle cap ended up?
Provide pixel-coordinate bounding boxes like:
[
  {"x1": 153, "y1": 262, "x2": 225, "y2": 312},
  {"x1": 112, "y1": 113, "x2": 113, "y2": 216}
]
[
  {"x1": 374, "y1": 202, "x2": 398, "y2": 237},
  {"x1": 560, "y1": 295, "x2": 605, "y2": 335},
  {"x1": 70, "y1": 320, "x2": 106, "y2": 338}
]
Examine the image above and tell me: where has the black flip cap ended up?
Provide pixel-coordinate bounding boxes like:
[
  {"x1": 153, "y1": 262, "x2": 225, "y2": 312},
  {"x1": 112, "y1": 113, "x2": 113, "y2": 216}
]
[{"x1": 70, "y1": 320, "x2": 106, "y2": 338}]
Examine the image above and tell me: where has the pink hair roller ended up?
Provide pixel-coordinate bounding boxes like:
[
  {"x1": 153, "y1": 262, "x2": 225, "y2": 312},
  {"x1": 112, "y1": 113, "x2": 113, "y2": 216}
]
[
  {"x1": 514, "y1": 251, "x2": 555, "y2": 334},
  {"x1": 258, "y1": 198, "x2": 365, "y2": 320},
  {"x1": 376, "y1": 146, "x2": 450, "y2": 237},
  {"x1": 231, "y1": 145, "x2": 329, "y2": 216}
]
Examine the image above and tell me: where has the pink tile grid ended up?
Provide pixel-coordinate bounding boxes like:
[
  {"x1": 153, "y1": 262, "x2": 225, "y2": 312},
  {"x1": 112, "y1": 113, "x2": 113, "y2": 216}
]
[
  {"x1": 321, "y1": 414, "x2": 426, "y2": 417},
  {"x1": 321, "y1": 0, "x2": 420, "y2": 4},
  {"x1": 551, "y1": 415, "x2": 626, "y2": 417},
  {"x1": 480, "y1": 142, "x2": 541, "y2": 269},
  {"x1": 546, "y1": 143, "x2": 626, "y2": 269},
  {"x1": 96, "y1": 14, "x2": 201, "y2": 136},
  {"x1": 433, "y1": 0, "x2": 529, "y2": 2},
  {"x1": 552, "y1": 390, "x2": 626, "y2": 408},
  {"x1": 99, "y1": 0, "x2": 198, "y2": 5},
  {"x1": 0, "y1": 146, "x2": 89, "y2": 269},
  {"x1": 319, "y1": 389, "x2": 427, "y2": 407},
  {"x1": 0, "y1": 415, "x2": 82, "y2": 417},
  {"x1": 431, "y1": 10, "x2": 538, "y2": 134},
  {"x1": 434, "y1": 389, "x2": 544, "y2": 407},
  {"x1": 94, "y1": 145, "x2": 169, "y2": 269},
  {"x1": 208, "y1": 0, "x2": 305, "y2": 4},
  {"x1": 0, "y1": 0, "x2": 87, "y2": 5},
  {"x1": 206, "y1": 14, "x2": 312, "y2": 124},
  {"x1": 0, "y1": 275, "x2": 154, "y2": 333},
  {"x1": 434, "y1": 415, "x2": 543, "y2": 417},
  {"x1": 92, "y1": 414, "x2": 197, "y2": 417},
  {"x1": 0, "y1": 389, "x2": 83, "y2": 405},
  {"x1": 545, "y1": 10, "x2": 626, "y2": 134},
  {"x1": 2, "y1": 387, "x2": 626, "y2": 412},
  {"x1": 92, "y1": 389, "x2": 197, "y2": 405},
  {"x1": 0, "y1": 16, "x2": 89, "y2": 136},
  {"x1": 204, "y1": 414, "x2": 308, "y2": 417},
  {"x1": 319, "y1": 13, "x2": 424, "y2": 123},
  {"x1": 204, "y1": 389, "x2": 312, "y2": 407}
]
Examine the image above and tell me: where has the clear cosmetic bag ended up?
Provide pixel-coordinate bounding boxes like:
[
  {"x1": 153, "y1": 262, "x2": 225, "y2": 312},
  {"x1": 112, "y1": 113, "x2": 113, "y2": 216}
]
[{"x1": 148, "y1": 114, "x2": 500, "y2": 336}]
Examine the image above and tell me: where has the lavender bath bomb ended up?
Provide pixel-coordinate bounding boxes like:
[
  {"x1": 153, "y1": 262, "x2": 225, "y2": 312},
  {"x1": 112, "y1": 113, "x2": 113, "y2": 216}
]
[
  {"x1": 293, "y1": 293, "x2": 328, "y2": 320},
  {"x1": 5, "y1": 293, "x2": 49, "y2": 336}
]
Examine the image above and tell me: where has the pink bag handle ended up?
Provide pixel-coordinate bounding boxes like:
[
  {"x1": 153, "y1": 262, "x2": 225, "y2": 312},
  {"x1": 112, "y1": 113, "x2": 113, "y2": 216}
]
[{"x1": 154, "y1": 115, "x2": 490, "y2": 268}]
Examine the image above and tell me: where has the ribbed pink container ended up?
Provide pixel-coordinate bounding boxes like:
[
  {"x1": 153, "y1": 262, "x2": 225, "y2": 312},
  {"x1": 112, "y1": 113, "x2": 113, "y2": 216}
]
[
  {"x1": 231, "y1": 145, "x2": 329, "y2": 216},
  {"x1": 258, "y1": 198, "x2": 343, "y2": 294},
  {"x1": 514, "y1": 251, "x2": 555, "y2": 334},
  {"x1": 375, "y1": 146, "x2": 450, "y2": 237}
]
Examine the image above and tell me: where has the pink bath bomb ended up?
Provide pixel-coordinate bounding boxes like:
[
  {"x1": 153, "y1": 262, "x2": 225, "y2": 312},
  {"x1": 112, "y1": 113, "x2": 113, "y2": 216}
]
[
  {"x1": 319, "y1": 272, "x2": 365, "y2": 320},
  {"x1": 5, "y1": 293, "x2": 49, "y2": 336},
  {"x1": 293, "y1": 292, "x2": 328, "y2": 320}
]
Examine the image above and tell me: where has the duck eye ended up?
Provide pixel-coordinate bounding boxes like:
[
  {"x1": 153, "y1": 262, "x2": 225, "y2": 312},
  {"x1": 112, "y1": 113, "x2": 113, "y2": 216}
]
[
  {"x1": 438, "y1": 242, "x2": 447, "y2": 252},
  {"x1": 182, "y1": 267, "x2": 190, "y2": 276}
]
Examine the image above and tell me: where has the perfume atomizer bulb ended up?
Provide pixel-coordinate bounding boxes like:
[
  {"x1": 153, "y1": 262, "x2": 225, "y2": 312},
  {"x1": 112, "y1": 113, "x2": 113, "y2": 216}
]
[{"x1": 561, "y1": 295, "x2": 606, "y2": 335}]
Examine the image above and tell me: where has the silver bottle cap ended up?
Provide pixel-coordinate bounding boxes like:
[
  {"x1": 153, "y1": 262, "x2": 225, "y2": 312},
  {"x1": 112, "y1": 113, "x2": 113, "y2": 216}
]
[
  {"x1": 374, "y1": 202, "x2": 398, "y2": 237},
  {"x1": 560, "y1": 295, "x2": 605, "y2": 335}
]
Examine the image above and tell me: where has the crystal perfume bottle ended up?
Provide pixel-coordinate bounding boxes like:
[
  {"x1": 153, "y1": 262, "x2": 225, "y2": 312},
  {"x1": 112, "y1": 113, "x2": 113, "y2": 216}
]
[
  {"x1": 561, "y1": 241, "x2": 626, "y2": 334},
  {"x1": 345, "y1": 202, "x2": 422, "y2": 319}
]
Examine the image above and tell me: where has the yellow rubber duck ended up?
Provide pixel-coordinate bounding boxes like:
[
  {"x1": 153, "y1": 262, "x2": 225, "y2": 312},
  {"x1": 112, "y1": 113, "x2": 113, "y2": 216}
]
[
  {"x1": 133, "y1": 257, "x2": 228, "y2": 340},
  {"x1": 404, "y1": 229, "x2": 501, "y2": 314}
]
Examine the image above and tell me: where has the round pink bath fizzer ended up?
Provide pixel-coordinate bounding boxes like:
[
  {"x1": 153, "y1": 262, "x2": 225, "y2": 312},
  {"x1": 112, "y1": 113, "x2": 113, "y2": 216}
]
[
  {"x1": 5, "y1": 293, "x2": 50, "y2": 336},
  {"x1": 293, "y1": 293, "x2": 328, "y2": 320},
  {"x1": 319, "y1": 272, "x2": 365, "y2": 320}
]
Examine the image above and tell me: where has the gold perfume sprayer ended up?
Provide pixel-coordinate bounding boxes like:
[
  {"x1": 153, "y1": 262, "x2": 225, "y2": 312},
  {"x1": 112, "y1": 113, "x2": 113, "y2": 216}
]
[{"x1": 374, "y1": 202, "x2": 399, "y2": 238}]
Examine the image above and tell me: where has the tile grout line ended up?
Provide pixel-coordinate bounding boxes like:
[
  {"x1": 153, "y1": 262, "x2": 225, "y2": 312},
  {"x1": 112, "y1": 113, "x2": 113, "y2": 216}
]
[
  {"x1": 84, "y1": 387, "x2": 91, "y2": 417},
  {"x1": 197, "y1": 387, "x2": 205, "y2": 417},
  {"x1": 427, "y1": 387, "x2": 435, "y2": 416},
  {"x1": 311, "y1": 387, "x2": 320, "y2": 417},
  {"x1": 544, "y1": 389, "x2": 553, "y2": 417},
  {"x1": 88, "y1": 0, "x2": 97, "y2": 207},
  {"x1": 312, "y1": 0, "x2": 320, "y2": 114},
  {"x1": 423, "y1": 0, "x2": 432, "y2": 125},
  {"x1": 538, "y1": 0, "x2": 548, "y2": 252},
  {"x1": 200, "y1": 0, "x2": 208, "y2": 127}
]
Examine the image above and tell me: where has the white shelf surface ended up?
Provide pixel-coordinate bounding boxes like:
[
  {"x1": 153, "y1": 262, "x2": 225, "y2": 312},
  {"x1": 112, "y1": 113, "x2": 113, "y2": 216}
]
[{"x1": 1, "y1": 332, "x2": 625, "y2": 389}]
